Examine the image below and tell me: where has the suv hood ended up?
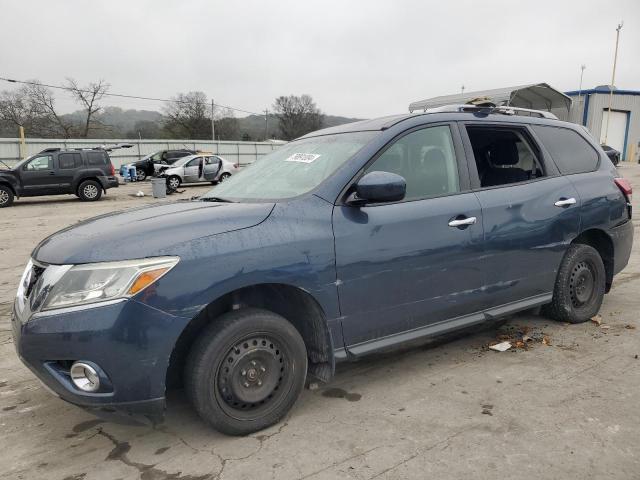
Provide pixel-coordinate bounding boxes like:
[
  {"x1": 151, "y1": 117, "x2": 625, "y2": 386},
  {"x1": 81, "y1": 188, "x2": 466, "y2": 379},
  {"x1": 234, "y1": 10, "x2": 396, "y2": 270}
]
[{"x1": 33, "y1": 201, "x2": 275, "y2": 264}]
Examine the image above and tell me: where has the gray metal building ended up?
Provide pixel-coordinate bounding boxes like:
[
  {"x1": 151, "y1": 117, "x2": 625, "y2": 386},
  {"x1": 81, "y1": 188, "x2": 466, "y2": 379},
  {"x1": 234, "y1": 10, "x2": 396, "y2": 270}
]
[{"x1": 566, "y1": 85, "x2": 640, "y2": 162}]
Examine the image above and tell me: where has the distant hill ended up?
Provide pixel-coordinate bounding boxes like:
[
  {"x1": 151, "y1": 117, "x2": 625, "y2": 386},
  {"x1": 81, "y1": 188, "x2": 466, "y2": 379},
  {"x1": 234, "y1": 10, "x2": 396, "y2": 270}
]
[
  {"x1": 235, "y1": 114, "x2": 363, "y2": 141},
  {"x1": 0, "y1": 106, "x2": 363, "y2": 140}
]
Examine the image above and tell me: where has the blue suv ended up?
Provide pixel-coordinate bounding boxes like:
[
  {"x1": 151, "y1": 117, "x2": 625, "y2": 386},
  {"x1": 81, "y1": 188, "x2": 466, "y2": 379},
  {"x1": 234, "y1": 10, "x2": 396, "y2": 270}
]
[{"x1": 12, "y1": 106, "x2": 633, "y2": 435}]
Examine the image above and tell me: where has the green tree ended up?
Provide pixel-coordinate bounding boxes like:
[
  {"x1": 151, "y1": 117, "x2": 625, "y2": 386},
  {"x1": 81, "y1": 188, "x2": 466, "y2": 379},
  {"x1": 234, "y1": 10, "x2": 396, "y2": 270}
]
[{"x1": 273, "y1": 94, "x2": 324, "y2": 140}]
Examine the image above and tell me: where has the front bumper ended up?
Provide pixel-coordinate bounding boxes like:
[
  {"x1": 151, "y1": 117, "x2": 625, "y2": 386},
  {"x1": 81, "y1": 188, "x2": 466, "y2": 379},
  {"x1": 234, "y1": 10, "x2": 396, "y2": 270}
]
[{"x1": 12, "y1": 297, "x2": 189, "y2": 420}]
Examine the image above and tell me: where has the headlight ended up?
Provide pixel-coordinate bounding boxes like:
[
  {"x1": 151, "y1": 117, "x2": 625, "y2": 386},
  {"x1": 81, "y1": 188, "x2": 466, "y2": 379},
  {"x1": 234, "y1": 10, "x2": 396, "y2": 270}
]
[{"x1": 41, "y1": 256, "x2": 179, "y2": 312}]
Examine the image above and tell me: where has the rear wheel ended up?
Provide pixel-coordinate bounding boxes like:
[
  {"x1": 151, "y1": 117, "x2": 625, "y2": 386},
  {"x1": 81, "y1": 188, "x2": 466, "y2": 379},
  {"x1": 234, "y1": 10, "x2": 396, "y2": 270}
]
[
  {"x1": 0, "y1": 185, "x2": 14, "y2": 207},
  {"x1": 219, "y1": 172, "x2": 231, "y2": 182},
  {"x1": 77, "y1": 180, "x2": 102, "y2": 202},
  {"x1": 186, "y1": 308, "x2": 307, "y2": 435},
  {"x1": 542, "y1": 244, "x2": 605, "y2": 323}
]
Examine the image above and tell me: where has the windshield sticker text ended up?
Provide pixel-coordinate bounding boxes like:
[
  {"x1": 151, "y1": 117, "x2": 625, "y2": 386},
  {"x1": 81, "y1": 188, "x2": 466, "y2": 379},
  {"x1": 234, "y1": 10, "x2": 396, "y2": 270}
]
[{"x1": 285, "y1": 153, "x2": 321, "y2": 164}]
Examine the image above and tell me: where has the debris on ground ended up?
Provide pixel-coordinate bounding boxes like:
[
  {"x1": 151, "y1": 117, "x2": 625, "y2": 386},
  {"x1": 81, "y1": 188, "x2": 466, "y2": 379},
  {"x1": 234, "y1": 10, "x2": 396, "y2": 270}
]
[
  {"x1": 625, "y1": 324, "x2": 636, "y2": 330},
  {"x1": 600, "y1": 325, "x2": 611, "y2": 330},
  {"x1": 489, "y1": 341, "x2": 512, "y2": 352},
  {"x1": 542, "y1": 336, "x2": 552, "y2": 346},
  {"x1": 591, "y1": 315, "x2": 602, "y2": 326}
]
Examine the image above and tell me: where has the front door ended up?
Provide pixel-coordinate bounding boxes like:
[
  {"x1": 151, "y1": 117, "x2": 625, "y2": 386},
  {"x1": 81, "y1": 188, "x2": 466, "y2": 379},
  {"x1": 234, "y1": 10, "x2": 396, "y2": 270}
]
[
  {"x1": 183, "y1": 157, "x2": 202, "y2": 183},
  {"x1": 461, "y1": 124, "x2": 581, "y2": 308},
  {"x1": 333, "y1": 124, "x2": 485, "y2": 350},
  {"x1": 20, "y1": 154, "x2": 58, "y2": 195}
]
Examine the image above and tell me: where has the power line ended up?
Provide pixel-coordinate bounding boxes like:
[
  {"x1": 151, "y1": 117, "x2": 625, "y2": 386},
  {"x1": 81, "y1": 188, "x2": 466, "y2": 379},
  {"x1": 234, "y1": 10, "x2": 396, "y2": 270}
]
[{"x1": 0, "y1": 76, "x2": 262, "y2": 116}]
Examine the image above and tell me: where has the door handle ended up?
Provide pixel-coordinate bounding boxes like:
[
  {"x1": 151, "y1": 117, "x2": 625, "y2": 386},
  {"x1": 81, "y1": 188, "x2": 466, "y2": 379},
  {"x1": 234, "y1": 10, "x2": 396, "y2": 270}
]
[
  {"x1": 448, "y1": 216, "x2": 477, "y2": 228},
  {"x1": 554, "y1": 197, "x2": 576, "y2": 207}
]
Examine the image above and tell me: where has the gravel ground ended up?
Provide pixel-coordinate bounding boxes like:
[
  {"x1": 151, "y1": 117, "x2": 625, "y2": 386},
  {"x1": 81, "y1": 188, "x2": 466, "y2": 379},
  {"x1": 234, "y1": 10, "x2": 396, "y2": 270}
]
[{"x1": 1, "y1": 170, "x2": 639, "y2": 480}]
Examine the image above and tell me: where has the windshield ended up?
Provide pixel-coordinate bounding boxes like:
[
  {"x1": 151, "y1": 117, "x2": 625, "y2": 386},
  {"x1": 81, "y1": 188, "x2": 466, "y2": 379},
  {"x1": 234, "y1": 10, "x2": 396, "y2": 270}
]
[
  {"x1": 200, "y1": 132, "x2": 376, "y2": 201},
  {"x1": 169, "y1": 155, "x2": 196, "y2": 168}
]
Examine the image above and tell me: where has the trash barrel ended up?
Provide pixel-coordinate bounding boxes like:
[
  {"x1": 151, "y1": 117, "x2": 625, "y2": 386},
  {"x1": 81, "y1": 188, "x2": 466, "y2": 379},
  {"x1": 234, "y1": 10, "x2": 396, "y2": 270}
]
[{"x1": 151, "y1": 178, "x2": 167, "y2": 199}]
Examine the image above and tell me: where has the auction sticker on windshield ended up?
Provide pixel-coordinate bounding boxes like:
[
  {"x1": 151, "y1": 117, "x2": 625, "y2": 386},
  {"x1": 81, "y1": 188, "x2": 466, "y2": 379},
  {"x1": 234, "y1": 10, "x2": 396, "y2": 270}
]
[{"x1": 285, "y1": 153, "x2": 321, "y2": 163}]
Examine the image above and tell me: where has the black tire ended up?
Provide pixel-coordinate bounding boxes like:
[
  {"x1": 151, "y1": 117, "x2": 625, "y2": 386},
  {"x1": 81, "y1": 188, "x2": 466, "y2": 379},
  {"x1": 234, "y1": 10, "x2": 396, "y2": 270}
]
[
  {"x1": 542, "y1": 244, "x2": 606, "y2": 323},
  {"x1": 219, "y1": 172, "x2": 231, "y2": 182},
  {"x1": 0, "y1": 185, "x2": 14, "y2": 208},
  {"x1": 77, "y1": 180, "x2": 102, "y2": 202},
  {"x1": 185, "y1": 308, "x2": 307, "y2": 436},
  {"x1": 167, "y1": 175, "x2": 181, "y2": 190}
]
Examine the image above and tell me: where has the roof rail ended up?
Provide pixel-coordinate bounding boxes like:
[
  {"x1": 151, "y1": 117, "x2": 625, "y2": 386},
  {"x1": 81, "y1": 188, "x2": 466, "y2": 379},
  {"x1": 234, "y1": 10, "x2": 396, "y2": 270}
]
[{"x1": 422, "y1": 104, "x2": 558, "y2": 120}]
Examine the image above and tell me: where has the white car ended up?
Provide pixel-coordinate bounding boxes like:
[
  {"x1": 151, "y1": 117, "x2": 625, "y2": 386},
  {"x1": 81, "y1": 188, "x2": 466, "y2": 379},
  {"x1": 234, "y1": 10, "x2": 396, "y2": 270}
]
[{"x1": 158, "y1": 154, "x2": 238, "y2": 189}]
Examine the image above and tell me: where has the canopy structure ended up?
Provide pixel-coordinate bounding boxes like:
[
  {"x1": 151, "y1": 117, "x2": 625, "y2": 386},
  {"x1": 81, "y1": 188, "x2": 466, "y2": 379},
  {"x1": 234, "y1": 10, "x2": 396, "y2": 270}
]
[{"x1": 409, "y1": 83, "x2": 572, "y2": 120}]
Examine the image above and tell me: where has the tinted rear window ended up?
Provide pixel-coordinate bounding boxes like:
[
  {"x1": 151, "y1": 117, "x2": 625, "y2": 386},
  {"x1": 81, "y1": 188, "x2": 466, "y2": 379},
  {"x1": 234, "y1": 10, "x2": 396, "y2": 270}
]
[
  {"x1": 58, "y1": 153, "x2": 82, "y2": 169},
  {"x1": 533, "y1": 126, "x2": 599, "y2": 174},
  {"x1": 87, "y1": 151, "x2": 108, "y2": 165}
]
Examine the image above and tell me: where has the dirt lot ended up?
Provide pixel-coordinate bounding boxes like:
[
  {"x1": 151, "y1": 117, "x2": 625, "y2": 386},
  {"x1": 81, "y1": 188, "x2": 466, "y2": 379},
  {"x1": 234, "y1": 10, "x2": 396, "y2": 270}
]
[{"x1": 1, "y1": 171, "x2": 639, "y2": 480}]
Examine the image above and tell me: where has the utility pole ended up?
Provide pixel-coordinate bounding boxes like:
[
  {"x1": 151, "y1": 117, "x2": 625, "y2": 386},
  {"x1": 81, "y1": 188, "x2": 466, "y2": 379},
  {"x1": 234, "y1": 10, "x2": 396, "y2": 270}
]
[
  {"x1": 264, "y1": 109, "x2": 269, "y2": 140},
  {"x1": 604, "y1": 22, "x2": 623, "y2": 144},
  {"x1": 461, "y1": 85, "x2": 465, "y2": 95},
  {"x1": 211, "y1": 99, "x2": 216, "y2": 142},
  {"x1": 578, "y1": 64, "x2": 586, "y2": 100}
]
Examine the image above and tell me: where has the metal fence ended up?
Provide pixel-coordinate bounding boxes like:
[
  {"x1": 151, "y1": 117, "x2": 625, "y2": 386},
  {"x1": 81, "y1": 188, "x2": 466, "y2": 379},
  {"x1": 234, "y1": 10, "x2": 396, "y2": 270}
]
[{"x1": 0, "y1": 138, "x2": 284, "y2": 168}]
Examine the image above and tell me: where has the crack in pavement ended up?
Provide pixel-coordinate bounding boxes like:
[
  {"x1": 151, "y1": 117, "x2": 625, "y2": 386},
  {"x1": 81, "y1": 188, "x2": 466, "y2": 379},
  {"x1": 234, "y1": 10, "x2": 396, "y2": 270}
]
[{"x1": 98, "y1": 428, "x2": 211, "y2": 480}]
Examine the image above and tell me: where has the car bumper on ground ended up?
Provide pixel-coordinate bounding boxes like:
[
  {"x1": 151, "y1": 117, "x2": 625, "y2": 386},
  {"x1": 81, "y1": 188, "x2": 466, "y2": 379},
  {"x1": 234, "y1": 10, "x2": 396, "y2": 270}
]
[{"x1": 11, "y1": 297, "x2": 189, "y2": 421}]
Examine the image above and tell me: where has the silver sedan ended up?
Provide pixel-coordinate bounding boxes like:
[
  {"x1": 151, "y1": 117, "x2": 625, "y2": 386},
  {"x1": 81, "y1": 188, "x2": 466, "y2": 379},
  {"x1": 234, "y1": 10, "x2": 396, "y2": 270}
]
[{"x1": 158, "y1": 154, "x2": 238, "y2": 189}]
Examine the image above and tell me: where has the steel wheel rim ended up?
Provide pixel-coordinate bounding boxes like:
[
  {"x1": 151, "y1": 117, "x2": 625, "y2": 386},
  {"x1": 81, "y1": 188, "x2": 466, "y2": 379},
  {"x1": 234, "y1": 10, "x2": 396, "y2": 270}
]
[
  {"x1": 168, "y1": 178, "x2": 180, "y2": 189},
  {"x1": 215, "y1": 333, "x2": 293, "y2": 421},
  {"x1": 137, "y1": 171, "x2": 146, "y2": 181},
  {"x1": 570, "y1": 260, "x2": 596, "y2": 308},
  {"x1": 0, "y1": 189, "x2": 8, "y2": 205},
  {"x1": 84, "y1": 184, "x2": 98, "y2": 199}
]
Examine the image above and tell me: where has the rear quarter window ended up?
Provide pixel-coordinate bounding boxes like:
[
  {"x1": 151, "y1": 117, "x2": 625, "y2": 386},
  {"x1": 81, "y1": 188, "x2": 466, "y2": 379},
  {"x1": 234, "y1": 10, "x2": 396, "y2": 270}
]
[
  {"x1": 532, "y1": 125, "x2": 599, "y2": 175},
  {"x1": 87, "y1": 151, "x2": 109, "y2": 166}
]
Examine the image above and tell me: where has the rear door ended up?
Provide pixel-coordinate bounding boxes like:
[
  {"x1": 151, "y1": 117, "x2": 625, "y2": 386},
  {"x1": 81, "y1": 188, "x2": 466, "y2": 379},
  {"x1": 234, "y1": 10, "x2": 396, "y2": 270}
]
[
  {"x1": 20, "y1": 154, "x2": 58, "y2": 195},
  {"x1": 460, "y1": 122, "x2": 580, "y2": 309},
  {"x1": 333, "y1": 124, "x2": 486, "y2": 351},
  {"x1": 202, "y1": 156, "x2": 221, "y2": 181},
  {"x1": 55, "y1": 152, "x2": 83, "y2": 192}
]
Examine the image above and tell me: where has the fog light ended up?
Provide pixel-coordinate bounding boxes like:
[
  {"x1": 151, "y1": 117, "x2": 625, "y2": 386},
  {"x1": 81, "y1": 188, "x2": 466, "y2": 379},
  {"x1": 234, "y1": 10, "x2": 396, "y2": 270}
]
[{"x1": 70, "y1": 362, "x2": 100, "y2": 392}]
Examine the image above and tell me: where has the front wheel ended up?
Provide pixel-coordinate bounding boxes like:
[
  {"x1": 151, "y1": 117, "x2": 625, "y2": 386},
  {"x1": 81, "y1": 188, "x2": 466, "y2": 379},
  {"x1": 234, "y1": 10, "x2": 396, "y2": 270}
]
[
  {"x1": 167, "y1": 175, "x2": 181, "y2": 190},
  {"x1": 542, "y1": 244, "x2": 605, "y2": 323},
  {"x1": 77, "y1": 180, "x2": 102, "y2": 202},
  {"x1": 0, "y1": 185, "x2": 14, "y2": 207},
  {"x1": 186, "y1": 308, "x2": 307, "y2": 435},
  {"x1": 136, "y1": 170, "x2": 147, "y2": 181}
]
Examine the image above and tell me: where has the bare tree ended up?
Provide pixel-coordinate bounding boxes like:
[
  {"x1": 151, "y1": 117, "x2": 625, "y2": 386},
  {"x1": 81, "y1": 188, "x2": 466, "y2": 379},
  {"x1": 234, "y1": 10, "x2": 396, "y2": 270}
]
[
  {"x1": 0, "y1": 82, "x2": 73, "y2": 138},
  {"x1": 162, "y1": 91, "x2": 210, "y2": 139},
  {"x1": 273, "y1": 94, "x2": 324, "y2": 140},
  {"x1": 65, "y1": 78, "x2": 110, "y2": 137}
]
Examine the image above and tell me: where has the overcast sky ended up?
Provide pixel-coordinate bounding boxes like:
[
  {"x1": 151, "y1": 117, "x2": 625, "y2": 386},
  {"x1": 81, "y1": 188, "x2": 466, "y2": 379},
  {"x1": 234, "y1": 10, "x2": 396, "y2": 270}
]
[{"x1": 1, "y1": 0, "x2": 638, "y2": 118}]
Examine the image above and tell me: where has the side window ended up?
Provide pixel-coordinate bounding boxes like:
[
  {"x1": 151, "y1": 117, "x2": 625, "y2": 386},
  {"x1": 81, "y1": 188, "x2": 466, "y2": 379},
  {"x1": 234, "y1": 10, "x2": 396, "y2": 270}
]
[
  {"x1": 532, "y1": 125, "x2": 599, "y2": 175},
  {"x1": 186, "y1": 157, "x2": 201, "y2": 167},
  {"x1": 365, "y1": 125, "x2": 460, "y2": 201},
  {"x1": 23, "y1": 155, "x2": 53, "y2": 171},
  {"x1": 58, "y1": 153, "x2": 82, "y2": 169},
  {"x1": 205, "y1": 156, "x2": 220, "y2": 165},
  {"x1": 466, "y1": 127, "x2": 545, "y2": 188},
  {"x1": 87, "y1": 151, "x2": 107, "y2": 165}
]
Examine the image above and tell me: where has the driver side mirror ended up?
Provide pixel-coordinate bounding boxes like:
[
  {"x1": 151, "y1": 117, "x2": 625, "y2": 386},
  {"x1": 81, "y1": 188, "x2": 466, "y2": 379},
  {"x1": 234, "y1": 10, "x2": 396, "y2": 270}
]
[{"x1": 346, "y1": 171, "x2": 406, "y2": 205}]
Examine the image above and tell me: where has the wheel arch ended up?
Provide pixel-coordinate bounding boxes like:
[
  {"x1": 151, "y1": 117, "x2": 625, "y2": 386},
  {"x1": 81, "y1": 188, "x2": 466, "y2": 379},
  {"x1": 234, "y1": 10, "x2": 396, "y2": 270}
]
[
  {"x1": 166, "y1": 283, "x2": 336, "y2": 390},
  {"x1": 0, "y1": 181, "x2": 17, "y2": 197},
  {"x1": 572, "y1": 228, "x2": 614, "y2": 292},
  {"x1": 74, "y1": 176, "x2": 104, "y2": 193}
]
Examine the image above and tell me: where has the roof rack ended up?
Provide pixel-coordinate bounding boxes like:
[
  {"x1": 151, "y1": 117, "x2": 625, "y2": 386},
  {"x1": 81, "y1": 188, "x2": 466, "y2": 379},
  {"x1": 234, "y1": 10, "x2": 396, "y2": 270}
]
[{"x1": 422, "y1": 104, "x2": 558, "y2": 120}]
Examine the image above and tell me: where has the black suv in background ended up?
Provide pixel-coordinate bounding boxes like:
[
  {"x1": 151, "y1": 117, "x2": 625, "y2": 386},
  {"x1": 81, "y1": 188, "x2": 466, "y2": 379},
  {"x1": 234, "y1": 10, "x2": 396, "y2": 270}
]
[
  {"x1": 130, "y1": 149, "x2": 196, "y2": 181},
  {"x1": 0, "y1": 148, "x2": 119, "y2": 207}
]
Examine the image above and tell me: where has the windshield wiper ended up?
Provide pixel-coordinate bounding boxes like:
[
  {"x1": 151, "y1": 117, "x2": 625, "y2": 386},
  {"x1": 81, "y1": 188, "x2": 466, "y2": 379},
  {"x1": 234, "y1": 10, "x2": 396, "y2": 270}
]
[{"x1": 200, "y1": 196, "x2": 235, "y2": 203}]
